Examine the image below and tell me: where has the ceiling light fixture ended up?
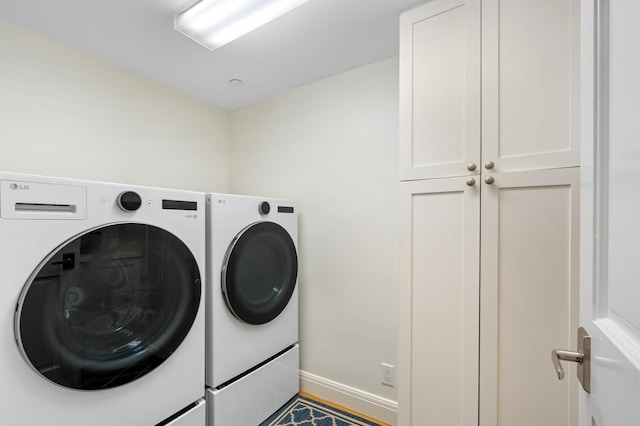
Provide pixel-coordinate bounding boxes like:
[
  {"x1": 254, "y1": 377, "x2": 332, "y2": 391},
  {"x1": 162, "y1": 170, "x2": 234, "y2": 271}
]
[{"x1": 175, "y1": 0, "x2": 310, "y2": 51}]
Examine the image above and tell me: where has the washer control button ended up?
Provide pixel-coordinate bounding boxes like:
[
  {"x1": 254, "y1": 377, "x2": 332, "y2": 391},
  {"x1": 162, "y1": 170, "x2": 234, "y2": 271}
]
[
  {"x1": 117, "y1": 191, "x2": 142, "y2": 212},
  {"x1": 258, "y1": 201, "x2": 271, "y2": 215}
]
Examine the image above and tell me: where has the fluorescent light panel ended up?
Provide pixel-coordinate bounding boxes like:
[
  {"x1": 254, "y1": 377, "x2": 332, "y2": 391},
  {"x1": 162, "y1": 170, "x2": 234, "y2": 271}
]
[{"x1": 175, "y1": 0, "x2": 310, "y2": 50}]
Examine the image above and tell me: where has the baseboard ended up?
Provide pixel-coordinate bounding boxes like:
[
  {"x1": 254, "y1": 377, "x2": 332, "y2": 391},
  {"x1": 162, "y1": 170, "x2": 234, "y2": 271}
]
[{"x1": 299, "y1": 370, "x2": 398, "y2": 425}]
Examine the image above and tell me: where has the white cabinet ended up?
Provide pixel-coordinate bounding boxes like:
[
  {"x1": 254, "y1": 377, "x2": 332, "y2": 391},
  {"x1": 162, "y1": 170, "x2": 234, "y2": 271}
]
[
  {"x1": 481, "y1": 0, "x2": 580, "y2": 174},
  {"x1": 399, "y1": 0, "x2": 480, "y2": 180},
  {"x1": 400, "y1": 0, "x2": 579, "y2": 181},
  {"x1": 398, "y1": 1, "x2": 581, "y2": 425},
  {"x1": 398, "y1": 177, "x2": 479, "y2": 426},
  {"x1": 479, "y1": 168, "x2": 580, "y2": 426},
  {"x1": 398, "y1": 169, "x2": 580, "y2": 426}
]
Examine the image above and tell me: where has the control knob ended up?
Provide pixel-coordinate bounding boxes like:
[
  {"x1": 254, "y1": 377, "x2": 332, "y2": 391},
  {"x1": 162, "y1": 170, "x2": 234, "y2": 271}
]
[{"x1": 117, "y1": 191, "x2": 142, "y2": 212}]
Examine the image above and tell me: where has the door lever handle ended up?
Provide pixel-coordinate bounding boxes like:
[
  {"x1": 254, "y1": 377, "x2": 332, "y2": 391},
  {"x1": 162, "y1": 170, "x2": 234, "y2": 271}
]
[
  {"x1": 551, "y1": 349, "x2": 583, "y2": 380},
  {"x1": 550, "y1": 327, "x2": 591, "y2": 393}
]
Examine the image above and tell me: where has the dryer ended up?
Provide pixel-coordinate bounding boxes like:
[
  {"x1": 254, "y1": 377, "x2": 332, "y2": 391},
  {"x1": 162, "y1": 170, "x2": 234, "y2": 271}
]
[
  {"x1": 205, "y1": 193, "x2": 299, "y2": 426},
  {"x1": 0, "y1": 171, "x2": 206, "y2": 425}
]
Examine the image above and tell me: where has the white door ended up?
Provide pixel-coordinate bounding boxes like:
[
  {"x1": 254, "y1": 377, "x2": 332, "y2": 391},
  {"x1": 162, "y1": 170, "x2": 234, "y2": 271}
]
[
  {"x1": 579, "y1": 0, "x2": 640, "y2": 424},
  {"x1": 398, "y1": 177, "x2": 479, "y2": 425},
  {"x1": 399, "y1": 0, "x2": 481, "y2": 181},
  {"x1": 480, "y1": 168, "x2": 580, "y2": 426},
  {"x1": 481, "y1": 0, "x2": 580, "y2": 174}
]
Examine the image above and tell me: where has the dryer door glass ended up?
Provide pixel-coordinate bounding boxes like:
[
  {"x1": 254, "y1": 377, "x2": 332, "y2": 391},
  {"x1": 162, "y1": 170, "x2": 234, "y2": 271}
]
[
  {"x1": 15, "y1": 223, "x2": 201, "y2": 390},
  {"x1": 223, "y1": 221, "x2": 298, "y2": 325}
]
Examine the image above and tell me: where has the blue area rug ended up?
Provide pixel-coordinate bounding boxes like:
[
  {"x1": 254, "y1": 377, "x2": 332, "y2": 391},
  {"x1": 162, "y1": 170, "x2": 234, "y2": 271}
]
[{"x1": 260, "y1": 394, "x2": 382, "y2": 426}]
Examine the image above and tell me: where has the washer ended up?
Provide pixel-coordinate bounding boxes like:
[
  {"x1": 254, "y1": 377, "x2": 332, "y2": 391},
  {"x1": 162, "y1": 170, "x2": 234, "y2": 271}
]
[
  {"x1": 0, "y1": 172, "x2": 206, "y2": 426},
  {"x1": 205, "y1": 193, "x2": 299, "y2": 426}
]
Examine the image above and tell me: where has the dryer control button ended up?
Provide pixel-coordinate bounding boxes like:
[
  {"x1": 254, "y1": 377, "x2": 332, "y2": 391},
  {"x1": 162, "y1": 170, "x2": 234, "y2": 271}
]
[
  {"x1": 258, "y1": 201, "x2": 271, "y2": 215},
  {"x1": 118, "y1": 191, "x2": 142, "y2": 212}
]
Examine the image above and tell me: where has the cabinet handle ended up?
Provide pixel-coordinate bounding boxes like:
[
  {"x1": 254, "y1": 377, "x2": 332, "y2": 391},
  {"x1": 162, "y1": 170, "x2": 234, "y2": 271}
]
[
  {"x1": 484, "y1": 176, "x2": 495, "y2": 185},
  {"x1": 467, "y1": 163, "x2": 477, "y2": 172},
  {"x1": 484, "y1": 161, "x2": 495, "y2": 170},
  {"x1": 466, "y1": 178, "x2": 476, "y2": 186}
]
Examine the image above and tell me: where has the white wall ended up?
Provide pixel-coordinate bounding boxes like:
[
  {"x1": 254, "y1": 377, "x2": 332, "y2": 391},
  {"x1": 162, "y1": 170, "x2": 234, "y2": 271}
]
[
  {"x1": 229, "y1": 57, "x2": 399, "y2": 423},
  {"x1": 0, "y1": 18, "x2": 229, "y2": 192}
]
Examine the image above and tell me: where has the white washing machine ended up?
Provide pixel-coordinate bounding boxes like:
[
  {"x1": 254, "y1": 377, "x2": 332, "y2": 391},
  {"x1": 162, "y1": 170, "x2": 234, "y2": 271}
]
[
  {"x1": 0, "y1": 171, "x2": 206, "y2": 426},
  {"x1": 205, "y1": 193, "x2": 299, "y2": 426}
]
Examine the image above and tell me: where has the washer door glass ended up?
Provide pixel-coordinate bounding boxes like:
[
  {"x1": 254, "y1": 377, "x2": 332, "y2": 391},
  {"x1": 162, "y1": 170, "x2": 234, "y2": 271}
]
[
  {"x1": 15, "y1": 223, "x2": 201, "y2": 390},
  {"x1": 223, "y1": 222, "x2": 297, "y2": 325}
]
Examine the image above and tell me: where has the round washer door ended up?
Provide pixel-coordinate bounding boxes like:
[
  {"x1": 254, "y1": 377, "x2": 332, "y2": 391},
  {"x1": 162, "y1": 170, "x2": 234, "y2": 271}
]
[
  {"x1": 222, "y1": 221, "x2": 297, "y2": 325},
  {"x1": 15, "y1": 223, "x2": 201, "y2": 390}
]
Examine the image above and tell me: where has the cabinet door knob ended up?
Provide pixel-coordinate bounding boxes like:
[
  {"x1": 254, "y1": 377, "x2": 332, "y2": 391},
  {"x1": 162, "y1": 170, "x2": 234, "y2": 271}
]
[
  {"x1": 466, "y1": 178, "x2": 476, "y2": 186},
  {"x1": 484, "y1": 161, "x2": 495, "y2": 170},
  {"x1": 485, "y1": 176, "x2": 495, "y2": 185},
  {"x1": 467, "y1": 163, "x2": 477, "y2": 172}
]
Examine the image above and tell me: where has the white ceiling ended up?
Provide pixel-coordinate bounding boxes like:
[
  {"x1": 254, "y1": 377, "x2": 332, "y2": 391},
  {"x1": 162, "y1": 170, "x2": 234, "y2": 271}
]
[{"x1": 0, "y1": 0, "x2": 428, "y2": 110}]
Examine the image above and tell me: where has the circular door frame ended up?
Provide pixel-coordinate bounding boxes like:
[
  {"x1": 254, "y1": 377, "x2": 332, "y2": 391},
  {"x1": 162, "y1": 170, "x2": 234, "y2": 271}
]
[
  {"x1": 221, "y1": 221, "x2": 298, "y2": 325},
  {"x1": 14, "y1": 222, "x2": 202, "y2": 391}
]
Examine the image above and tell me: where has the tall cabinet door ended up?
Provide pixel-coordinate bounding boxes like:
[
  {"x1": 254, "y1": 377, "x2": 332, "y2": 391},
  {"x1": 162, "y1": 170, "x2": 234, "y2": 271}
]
[
  {"x1": 481, "y1": 0, "x2": 580, "y2": 174},
  {"x1": 479, "y1": 167, "x2": 580, "y2": 426},
  {"x1": 399, "y1": 0, "x2": 480, "y2": 181},
  {"x1": 398, "y1": 177, "x2": 479, "y2": 426}
]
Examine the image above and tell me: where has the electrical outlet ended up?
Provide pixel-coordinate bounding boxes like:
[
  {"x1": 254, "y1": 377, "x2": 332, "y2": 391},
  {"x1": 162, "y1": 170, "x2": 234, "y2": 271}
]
[{"x1": 381, "y1": 363, "x2": 395, "y2": 387}]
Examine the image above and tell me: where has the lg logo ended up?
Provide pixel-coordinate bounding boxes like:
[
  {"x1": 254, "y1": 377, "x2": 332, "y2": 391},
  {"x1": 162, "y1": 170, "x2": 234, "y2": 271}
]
[{"x1": 9, "y1": 183, "x2": 30, "y2": 190}]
